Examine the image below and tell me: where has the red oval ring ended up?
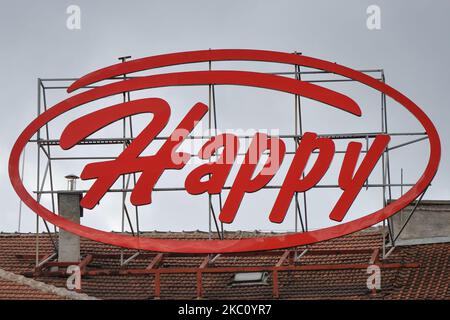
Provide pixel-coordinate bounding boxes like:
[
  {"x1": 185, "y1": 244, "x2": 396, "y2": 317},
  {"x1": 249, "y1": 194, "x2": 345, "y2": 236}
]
[{"x1": 9, "y1": 50, "x2": 441, "y2": 253}]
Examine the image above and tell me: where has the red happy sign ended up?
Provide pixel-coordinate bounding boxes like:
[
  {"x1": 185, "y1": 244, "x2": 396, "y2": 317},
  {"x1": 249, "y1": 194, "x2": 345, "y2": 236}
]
[{"x1": 9, "y1": 50, "x2": 441, "y2": 253}]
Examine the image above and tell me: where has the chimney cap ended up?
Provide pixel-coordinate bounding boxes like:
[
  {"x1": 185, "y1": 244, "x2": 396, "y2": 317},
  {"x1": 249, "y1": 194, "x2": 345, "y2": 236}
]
[{"x1": 65, "y1": 174, "x2": 79, "y2": 180}]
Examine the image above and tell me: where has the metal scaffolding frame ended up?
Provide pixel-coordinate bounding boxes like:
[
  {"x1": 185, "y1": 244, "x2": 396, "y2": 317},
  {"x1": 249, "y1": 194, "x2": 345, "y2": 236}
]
[
  {"x1": 24, "y1": 53, "x2": 430, "y2": 267},
  {"x1": 19, "y1": 247, "x2": 420, "y2": 299}
]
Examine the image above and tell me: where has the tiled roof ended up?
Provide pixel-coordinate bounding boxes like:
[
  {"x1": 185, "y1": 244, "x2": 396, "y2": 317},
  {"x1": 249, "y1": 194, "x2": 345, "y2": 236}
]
[
  {"x1": 0, "y1": 229, "x2": 448, "y2": 300},
  {"x1": 0, "y1": 268, "x2": 95, "y2": 300},
  {"x1": 0, "y1": 275, "x2": 66, "y2": 300}
]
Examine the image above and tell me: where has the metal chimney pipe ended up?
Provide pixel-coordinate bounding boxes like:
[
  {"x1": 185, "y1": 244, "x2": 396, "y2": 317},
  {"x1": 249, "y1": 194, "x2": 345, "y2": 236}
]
[{"x1": 65, "y1": 174, "x2": 79, "y2": 191}]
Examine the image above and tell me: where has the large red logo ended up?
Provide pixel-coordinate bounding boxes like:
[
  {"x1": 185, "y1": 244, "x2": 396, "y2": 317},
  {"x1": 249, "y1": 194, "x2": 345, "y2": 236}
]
[{"x1": 9, "y1": 50, "x2": 441, "y2": 253}]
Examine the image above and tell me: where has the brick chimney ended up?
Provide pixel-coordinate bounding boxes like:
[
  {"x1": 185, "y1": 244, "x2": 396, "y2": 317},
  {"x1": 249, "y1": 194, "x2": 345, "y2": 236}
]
[{"x1": 57, "y1": 175, "x2": 83, "y2": 263}]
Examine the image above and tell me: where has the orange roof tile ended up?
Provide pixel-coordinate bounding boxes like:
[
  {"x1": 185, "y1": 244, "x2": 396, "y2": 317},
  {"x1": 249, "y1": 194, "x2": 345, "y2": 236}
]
[{"x1": 0, "y1": 229, "x2": 448, "y2": 300}]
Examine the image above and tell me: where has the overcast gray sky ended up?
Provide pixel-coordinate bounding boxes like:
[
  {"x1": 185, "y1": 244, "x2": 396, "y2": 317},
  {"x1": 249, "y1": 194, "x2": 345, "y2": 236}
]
[{"x1": 0, "y1": 0, "x2": 449, "y2": 234}]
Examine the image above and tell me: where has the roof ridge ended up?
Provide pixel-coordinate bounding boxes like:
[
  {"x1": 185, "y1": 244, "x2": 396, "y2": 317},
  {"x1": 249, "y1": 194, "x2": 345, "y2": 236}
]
[
  {"x1": 0, "y1": 268, "x2": 98, "y2": 300},
  {"x1": 0, "y1": 227, "x2": 384, "y2": 236}
]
